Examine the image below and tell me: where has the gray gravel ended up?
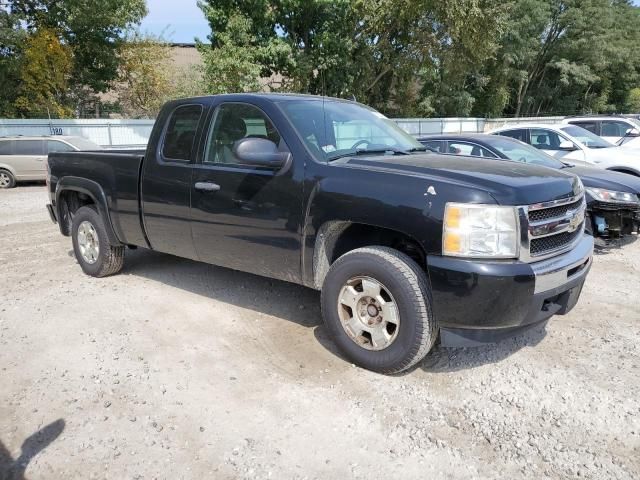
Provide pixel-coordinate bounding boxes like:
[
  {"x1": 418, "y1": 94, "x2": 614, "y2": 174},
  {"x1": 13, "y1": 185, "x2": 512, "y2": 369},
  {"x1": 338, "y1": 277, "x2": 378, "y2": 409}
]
[{"x1": 1, "y1": 185, "x2": 639, "y2": 479}]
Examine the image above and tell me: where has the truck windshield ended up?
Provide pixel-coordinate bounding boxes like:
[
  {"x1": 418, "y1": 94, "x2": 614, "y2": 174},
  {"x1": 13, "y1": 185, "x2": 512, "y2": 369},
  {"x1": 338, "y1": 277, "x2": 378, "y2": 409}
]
[
  {"x1": 484, "y1": 136, "x2": 565, "y2": 169},
  {"x1": 559, "y1": 125, "x2": 614, "y2": 149},
  {"x1": 279, "y1": 100, "x2": 425, "y2": 162}
]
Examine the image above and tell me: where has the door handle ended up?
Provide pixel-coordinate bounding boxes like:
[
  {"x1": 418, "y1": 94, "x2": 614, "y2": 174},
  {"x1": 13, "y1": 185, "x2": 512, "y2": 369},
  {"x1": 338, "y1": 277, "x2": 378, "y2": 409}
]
[{"x1": 194, "y1": 181, "x2": 221, "y2": 192}]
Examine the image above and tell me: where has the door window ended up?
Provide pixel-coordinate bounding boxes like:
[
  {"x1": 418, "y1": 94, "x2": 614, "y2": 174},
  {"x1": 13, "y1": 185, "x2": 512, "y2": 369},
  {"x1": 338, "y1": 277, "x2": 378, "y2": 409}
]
[
  {"x1": 0, "y1": 140, "x2": 13, "y2": 155},
  {"x1": 601, "y1": 120, "x2": 631, "y2": 137},
  {"x1": 204, "y1": 103, "x2": 282, "y2": 165},
  {"x1": 13, "y1": 140, "x2": 44, "y2": 155},
  {"x1": 570, "y1": 121, "x2": 598, "y2": 134},
  {"x1": 446, "y1": 141, "x2": 497, "y2": 158},
  {"x1": 47, "y1": 140, "x2": 75, "y2": 153},
  {"x1": 162, "y1": 104, "x2": 203, "y2": 161},
  {"x1": 496, "y1": 129, "x2": 528, "y2": 143},
  {"x1": 420, "y1": 140, "x2": 445, "y2": 153},
  {"x1": 530, "y1": 129, "x2": 563, "y2": 150}
]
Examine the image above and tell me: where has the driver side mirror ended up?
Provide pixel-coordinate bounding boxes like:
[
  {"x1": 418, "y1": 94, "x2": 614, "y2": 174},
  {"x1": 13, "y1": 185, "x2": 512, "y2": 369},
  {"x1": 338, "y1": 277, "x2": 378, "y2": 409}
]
[
  {"x1": 625, "y1": 128, "x2": 640, "y2": 137},
  {"x1": 559, "y1": 140, "x2": 578, "y2": 151},
  {"x1": 233, "y1": 137, "x2": 292, "y2": 173}
]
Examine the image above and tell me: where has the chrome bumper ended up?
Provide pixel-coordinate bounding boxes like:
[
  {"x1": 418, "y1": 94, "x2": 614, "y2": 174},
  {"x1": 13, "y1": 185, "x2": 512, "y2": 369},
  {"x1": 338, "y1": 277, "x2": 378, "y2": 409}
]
[{"x1": 531, "y1": 234, "x2": 594, "y2": 294}]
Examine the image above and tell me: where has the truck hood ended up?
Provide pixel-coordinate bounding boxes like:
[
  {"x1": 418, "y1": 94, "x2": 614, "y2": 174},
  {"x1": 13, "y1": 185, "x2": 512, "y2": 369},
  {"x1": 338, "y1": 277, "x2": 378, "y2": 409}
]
[
  {"x1": 569, "y1": 166, "x2": 640, "y2": 193},
  {"x1": 341, "y1": 154, "x2": 582, "y2": 206}
]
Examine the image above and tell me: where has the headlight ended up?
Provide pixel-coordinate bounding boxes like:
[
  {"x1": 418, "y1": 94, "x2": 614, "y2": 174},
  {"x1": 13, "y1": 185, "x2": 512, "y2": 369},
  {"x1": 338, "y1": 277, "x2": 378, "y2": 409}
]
[
  {"x1": 443, "y1": 203, "x2": 519, "y2": 258},
  {"x1": 585, "y1": 187, "x2": 640, "y2": 204}
]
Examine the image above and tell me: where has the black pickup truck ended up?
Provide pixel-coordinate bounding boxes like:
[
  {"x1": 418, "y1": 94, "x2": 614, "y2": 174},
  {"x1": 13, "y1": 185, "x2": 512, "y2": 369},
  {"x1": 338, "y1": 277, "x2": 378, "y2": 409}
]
[{"x1": 46, "y1": 94, "x2": 593, "y2": 374}]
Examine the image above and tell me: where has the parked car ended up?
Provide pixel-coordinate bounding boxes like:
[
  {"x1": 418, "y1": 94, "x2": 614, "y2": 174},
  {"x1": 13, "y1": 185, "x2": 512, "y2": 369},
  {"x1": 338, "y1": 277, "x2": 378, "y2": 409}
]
[
  {"x1": 489, "y1": 124, "x2": 640, "y2": 176},
  {"x1": 562, "y1": 115, "x2": 640, "y2": 147},
  {"x1": 46, "y1": 94, "x2": 593, "y2": 374},
  {"x1": 419, "y1": 134, "x2": 640, "y2": 238},
  {"x1": 0, "y1": 135, "x2": 102, "y2": 188}
]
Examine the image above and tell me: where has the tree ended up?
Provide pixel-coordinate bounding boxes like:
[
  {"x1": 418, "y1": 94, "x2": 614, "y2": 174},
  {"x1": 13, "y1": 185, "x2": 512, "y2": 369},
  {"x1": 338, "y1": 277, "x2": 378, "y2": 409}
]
[
  {"x1": 11, "y1": 0, "x2": 147, "y2": 113},
  {"x1": 13, "y1": 28, "x2": 73, "y2": 118},
  {"x1": 0, "y1": 7, "x2": 26, "y2": 116},
  {"x1": 114, "y1": 33, "x2": 173, "y2": 118}
]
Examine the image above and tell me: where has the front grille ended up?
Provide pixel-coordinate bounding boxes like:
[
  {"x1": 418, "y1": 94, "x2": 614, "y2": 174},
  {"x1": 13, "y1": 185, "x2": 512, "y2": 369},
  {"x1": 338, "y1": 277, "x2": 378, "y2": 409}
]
[
  {"x1": 528, "y1": 198, "x2": 583, "y2": 222},
  {"x1": 524, "y1": 194, "x2": 585, "y2": 260},
  {"x1": 530, "y1": 224, "x2": 583, "y2": 255}
]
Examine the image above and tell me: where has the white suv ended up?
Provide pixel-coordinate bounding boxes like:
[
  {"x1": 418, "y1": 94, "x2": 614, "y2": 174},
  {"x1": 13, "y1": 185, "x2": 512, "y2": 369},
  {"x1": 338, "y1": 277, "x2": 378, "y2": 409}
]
[
  {"x1": 0, "y1": 136, "x2": 101, "y2": 188},
  {"x1": 489, "y1": 124, "x2": 640, "y2": 176},
  {"x1": 562, "y1": 116, "x2": 640, "y2": 148}
]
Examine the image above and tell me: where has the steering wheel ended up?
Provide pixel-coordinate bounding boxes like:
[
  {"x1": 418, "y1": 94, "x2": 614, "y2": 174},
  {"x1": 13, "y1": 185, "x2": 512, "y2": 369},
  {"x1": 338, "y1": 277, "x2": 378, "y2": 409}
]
[{"x1": 351, "y1": 139, "x2": 372, "y2": 150}]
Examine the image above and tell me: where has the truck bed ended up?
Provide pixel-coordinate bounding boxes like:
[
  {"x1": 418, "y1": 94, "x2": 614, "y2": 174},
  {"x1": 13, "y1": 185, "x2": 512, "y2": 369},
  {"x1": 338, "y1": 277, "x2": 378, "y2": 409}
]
[{"x1": 48, "y1": 151, "x2": 147, "y2": 247}]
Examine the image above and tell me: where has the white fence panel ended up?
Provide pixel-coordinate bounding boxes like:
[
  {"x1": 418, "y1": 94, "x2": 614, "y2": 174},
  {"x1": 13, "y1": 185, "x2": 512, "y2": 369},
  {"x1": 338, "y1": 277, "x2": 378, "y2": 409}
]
[{"x1": 0, "y1": 119, "x2": 155, "y2": 148}]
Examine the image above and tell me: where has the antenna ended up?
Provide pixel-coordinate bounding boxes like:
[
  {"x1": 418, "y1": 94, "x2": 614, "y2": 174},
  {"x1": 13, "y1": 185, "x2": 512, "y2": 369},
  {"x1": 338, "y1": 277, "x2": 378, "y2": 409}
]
[{"x1": 321, "y1": 66, "x2": 328, "y2": 162}]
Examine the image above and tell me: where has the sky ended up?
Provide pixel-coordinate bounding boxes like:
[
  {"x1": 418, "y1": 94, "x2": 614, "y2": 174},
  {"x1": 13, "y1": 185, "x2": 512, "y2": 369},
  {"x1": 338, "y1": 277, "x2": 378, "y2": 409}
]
[{"x1": 139, "y1": 0, "x2": 210, "y2": 44}]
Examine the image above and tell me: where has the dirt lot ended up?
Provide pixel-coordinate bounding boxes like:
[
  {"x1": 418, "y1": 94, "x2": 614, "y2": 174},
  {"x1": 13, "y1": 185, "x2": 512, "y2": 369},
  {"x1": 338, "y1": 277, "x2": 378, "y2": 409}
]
[{"x1": 1, "y1": 185, "x2": 639, "y2": 480}]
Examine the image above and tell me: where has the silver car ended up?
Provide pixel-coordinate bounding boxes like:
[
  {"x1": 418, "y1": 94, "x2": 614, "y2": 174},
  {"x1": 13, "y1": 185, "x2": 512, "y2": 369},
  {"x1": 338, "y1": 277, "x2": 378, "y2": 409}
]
[{"x1": 0, "y1": 136, "x2": 102, "y2": 188}]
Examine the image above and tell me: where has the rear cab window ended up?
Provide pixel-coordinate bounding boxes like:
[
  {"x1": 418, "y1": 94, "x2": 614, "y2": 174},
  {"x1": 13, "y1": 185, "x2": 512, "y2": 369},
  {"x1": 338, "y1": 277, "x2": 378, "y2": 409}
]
[{"x1": 162, "y1": 105, "x2": 204, "y2": 161}]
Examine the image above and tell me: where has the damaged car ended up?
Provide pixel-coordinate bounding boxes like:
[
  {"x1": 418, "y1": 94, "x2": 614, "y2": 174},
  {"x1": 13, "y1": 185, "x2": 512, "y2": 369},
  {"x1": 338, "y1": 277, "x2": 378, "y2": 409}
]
[{"x1": 418, "y1": 134, "x2": 640, "y2": 239}]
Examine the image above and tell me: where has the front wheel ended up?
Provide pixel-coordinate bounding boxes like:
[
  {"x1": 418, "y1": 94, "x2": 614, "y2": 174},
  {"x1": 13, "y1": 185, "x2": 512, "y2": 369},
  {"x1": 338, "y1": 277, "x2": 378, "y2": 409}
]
[
  {"x1": 321, "y1": 246, "x2": 437, "y2": 374},
  {"x1": 71, "y1": 206, "x2": 124, "y2": 277}
]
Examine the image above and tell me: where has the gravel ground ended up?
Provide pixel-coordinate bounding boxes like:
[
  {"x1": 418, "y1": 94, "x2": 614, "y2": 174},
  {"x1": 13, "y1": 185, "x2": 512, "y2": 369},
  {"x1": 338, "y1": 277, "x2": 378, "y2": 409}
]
[{"x1": 1, "y1": 185, "x2": 639, "y2": 480}]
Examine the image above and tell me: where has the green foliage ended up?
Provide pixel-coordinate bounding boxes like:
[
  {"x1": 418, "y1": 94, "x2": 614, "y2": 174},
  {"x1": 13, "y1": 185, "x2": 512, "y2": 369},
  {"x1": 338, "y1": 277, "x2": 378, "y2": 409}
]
[
  {"x1": 14, "y1": 28, "x2": 73, "y2": 118},
  {"x1": 114, "y1": 33, "x2": 173, "y2": 118},
  {"x1": 0, "y1": 8, "x2": 25, "y2": 116},
  {"x1": 627, "y1": 88, "x2": 640, "y2": 113},
  {"x1": 4, "y1": 0, "x2": 146, "y2": 117}
]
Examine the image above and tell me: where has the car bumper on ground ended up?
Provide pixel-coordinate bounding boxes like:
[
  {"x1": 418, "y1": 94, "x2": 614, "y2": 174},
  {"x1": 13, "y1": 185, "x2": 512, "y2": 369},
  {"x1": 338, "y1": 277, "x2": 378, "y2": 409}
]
[
  {"x1": 46, "y1": 203, "x2": 57, "y2": 224},
  {"x1": 427, "y1": 234, "x2": 594, "y2": 347},
  {"x1": 587, "y1": 201, "x2": 640, "y2": 237}
]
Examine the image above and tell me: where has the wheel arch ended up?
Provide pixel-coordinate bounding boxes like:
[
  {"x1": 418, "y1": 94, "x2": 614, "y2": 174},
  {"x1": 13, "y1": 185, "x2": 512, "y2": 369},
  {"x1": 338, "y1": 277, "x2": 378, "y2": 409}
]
[
  {"x1": 311, "y1": 220, "x2": 427, "y2": 290},
  {"x1": 55, "y1": 176, "x2": 122, "y2": 245},
  {"x1": 605, "y1": 166, "x2": 640, "y2": 177}
]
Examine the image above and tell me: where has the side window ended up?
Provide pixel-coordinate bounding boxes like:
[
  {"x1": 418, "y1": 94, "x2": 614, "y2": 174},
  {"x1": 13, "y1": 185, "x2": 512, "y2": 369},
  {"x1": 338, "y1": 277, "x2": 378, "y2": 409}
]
[
  {"x1": 447, "y1": 141, "x2": 497, "y2": 158},
  {"x1": 47, "y1": 140, "x2": 75, "y2": 153},
  {"x1": 497, "y1": 129, "x2": 528, "y2": 143},
  {"x1": 0, "y1": 140, "x2": 13, "y2": 155},
  {"x1": 14, "y1": 140, "x2": 44, "y2": 155},
  {"x1": 162, "y1": 104, "x2": 203, "y2": 161},
  {"x1": 421, "y1": 140, "x2": 445, "y2": 153},
  {"x1": 204, "y1": 103, "x2": 282, "y2": 165},
  {"x1": 601, "y1": 120, "x2": 630, "y2": 137},
  {"x1": 530, "y1": 129, "x2": 563, "y2": 150},
  {"x1": 571, "y1": 121, "x2": 597, "y2": 134}
]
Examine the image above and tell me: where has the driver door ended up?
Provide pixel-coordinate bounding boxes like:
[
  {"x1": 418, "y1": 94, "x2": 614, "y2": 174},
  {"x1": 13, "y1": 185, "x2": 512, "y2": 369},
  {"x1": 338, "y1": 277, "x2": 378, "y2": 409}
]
[{"x1": 190, "y1": 102, "x2": 304, "y2": 282}]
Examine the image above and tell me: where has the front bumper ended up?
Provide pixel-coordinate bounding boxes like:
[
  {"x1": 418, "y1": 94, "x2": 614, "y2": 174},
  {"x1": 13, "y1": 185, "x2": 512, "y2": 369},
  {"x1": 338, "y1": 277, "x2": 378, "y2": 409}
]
[{"x1": 427, "y1": 234, "x2": 593, "y2": 347}]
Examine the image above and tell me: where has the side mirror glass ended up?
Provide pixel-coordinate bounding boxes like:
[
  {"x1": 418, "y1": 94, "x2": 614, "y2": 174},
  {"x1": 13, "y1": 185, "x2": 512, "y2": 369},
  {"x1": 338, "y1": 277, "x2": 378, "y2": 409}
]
[
  {"x1": 233, "y1": 137, "x2": 291, "y2": 170},
  {"x1": 559, "y1": 140, "x2": 577, "y2": 151},
  {"x1": 626, "y1": 128, "x2": 640, "y2": 137}
]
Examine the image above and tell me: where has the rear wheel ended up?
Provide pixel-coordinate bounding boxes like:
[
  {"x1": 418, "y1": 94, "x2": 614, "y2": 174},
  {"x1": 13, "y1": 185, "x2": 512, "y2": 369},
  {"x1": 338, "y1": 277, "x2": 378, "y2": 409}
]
[
  {"x1": 321, "y1": 246, "x2": 437, "y2": 374},
  {"x1": 0, "y1": 169, "x2": 16, "y2": 189},
  {"x1": 71, "y1": 206, "x2": 124, "y2": 277}
]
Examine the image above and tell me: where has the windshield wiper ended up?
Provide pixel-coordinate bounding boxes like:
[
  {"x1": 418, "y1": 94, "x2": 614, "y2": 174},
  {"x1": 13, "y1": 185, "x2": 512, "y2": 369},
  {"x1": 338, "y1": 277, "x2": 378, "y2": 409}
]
[
  {"x1": 328, "y1": 147, "x2": 411, "y2": 161},
  {"x1": 560, "y1": 162, "x2": 575, "y2": 169},
  {"x1": 406, "y1": 146, "x2": 428, "y2": 152}
]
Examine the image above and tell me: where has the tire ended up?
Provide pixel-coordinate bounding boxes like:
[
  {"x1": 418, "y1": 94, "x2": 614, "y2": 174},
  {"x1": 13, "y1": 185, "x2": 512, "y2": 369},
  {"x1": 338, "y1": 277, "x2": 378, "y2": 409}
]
[
  {"x1": 321, "y1": 246, "x2": 437, "y2": 374},
  {"x1": 71, "y1": 206, "x2": 124, "y2": 277},
  {"x1": 0, "y1": 169, "x2": 16, "y2": 189}
]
